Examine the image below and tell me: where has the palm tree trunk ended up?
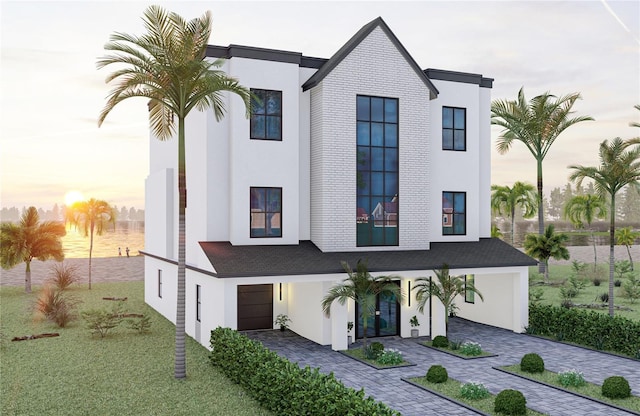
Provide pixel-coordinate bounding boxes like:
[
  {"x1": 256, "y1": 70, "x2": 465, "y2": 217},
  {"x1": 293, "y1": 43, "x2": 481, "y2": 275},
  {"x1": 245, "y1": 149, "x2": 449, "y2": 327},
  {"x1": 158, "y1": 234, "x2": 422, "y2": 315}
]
[
  {"x1": 537, "y1": 158, "x2": 545, "y2": 274},
  {"x1": 608, "y1": 197, "x2": 616, "y2": 317},
  {"x1": 25, "y1": 260, "x2": 32, "y2": 293},
  {"x1": 510, "y1": 207, "x2": 515, "y2": 246},
  {"x1": 89, "y1": 222, "x2": 94, "y2": 290},
  {"x1": 626, "y1": 245, "x2": 634, "y2": 271},
  {"x1": 175, "y1": 116, "x2": 187, "y2": 379},
  {"x1": 591, "y1": 228, "x2": 597, "y2": 272}
]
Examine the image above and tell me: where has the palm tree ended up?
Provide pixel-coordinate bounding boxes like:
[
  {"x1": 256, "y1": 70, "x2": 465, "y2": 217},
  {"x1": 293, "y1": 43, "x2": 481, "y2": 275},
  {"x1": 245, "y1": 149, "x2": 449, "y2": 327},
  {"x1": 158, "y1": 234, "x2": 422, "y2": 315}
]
[
  {"x1": 490, "y1": 182, "x2": 537, "y2": 245},
  {"x1": 66, "y1": 198, "x2": 115, "y2": 290},
  {"x1": 412, "y1": 264, "x2": 483, "y2": 337},
  {"x1": 491, "y1": 224, "x2": 503, "y2": 239},
  {"x1": 563, "y1": 194, "x2": 607, "y2": 269},
  {"x1": 0, "y1": 206, "x2": 65, "y2": 293},
  {"x1": 569, "y1": 137, "x2": 640, "y2": 316},
  {"x1": 492, "y1": 88, "x2": 593, "y2": 272},
  {"x1": 616, "y1": 227, "x2": 640, "y2": 270},
  {"x1": 97, "y1": 6, "x2": 250, "y2": 379},
  {"x1": 321, "y1": 260, "x2": 403, "y2": 350},
  {"x1": 630, "y1": 105, "x2": 640, "y2": 128},
  {"x1": 524, "y1": 224, "x2": 570, "y2": 283}
]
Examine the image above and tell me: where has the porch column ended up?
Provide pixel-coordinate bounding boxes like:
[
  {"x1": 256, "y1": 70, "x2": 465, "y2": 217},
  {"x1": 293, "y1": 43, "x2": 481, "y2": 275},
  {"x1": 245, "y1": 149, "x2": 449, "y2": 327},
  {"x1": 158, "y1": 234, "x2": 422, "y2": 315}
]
[
  {"x1": 330, "y1": 298, "x2": 348, "y2": 351},
  {"x1": 431, "y1": 298, "x2": 446, "y2": 337}
]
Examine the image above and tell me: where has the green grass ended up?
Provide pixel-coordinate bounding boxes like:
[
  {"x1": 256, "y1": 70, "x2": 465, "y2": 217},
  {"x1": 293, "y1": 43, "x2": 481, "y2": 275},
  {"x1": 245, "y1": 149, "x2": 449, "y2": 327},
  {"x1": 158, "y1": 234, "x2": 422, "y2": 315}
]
[
  {"x1": 499, "y1": 365, "x2": 640, "y2": 413},
  {"x1": 0, "y1": 282, "x2": 271, "y2": 416},
  {"x1": 530, "y1": 263, "x2": 640, "y2": 322},
  {"x1": 341, "y1": 347, "x2": 414, "y2": 368},
  {"x1": 407, "y1": 376, "x2": 546, "y2": 415},
  {"x1": 421, "y1": 341, "x2": 497, "y2": 359}
]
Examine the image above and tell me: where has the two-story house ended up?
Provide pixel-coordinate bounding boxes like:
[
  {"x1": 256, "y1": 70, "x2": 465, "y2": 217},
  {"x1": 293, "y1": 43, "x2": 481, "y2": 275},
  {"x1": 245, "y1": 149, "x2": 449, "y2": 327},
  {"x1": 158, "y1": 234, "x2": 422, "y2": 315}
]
[{"x1": 143, "y1": 17, "x2": 536, "y2": 350}]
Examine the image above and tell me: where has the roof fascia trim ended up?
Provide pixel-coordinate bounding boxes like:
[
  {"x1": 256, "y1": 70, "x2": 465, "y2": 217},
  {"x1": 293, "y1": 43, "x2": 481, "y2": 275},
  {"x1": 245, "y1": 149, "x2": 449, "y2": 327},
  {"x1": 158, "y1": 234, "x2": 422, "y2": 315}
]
[
  {"x1": 206, "y1": 44, "x2": 326, "y2": 68},
  {"x1": 425, "y1": 68, "x2": 494, "y2": 88}
]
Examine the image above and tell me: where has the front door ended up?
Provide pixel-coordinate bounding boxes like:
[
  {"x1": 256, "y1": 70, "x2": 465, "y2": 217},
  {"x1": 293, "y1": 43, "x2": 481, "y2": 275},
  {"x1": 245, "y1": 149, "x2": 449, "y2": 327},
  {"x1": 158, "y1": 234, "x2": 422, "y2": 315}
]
[{"x1": 356, "y1": 282, "x2": 400, "y2": 338}]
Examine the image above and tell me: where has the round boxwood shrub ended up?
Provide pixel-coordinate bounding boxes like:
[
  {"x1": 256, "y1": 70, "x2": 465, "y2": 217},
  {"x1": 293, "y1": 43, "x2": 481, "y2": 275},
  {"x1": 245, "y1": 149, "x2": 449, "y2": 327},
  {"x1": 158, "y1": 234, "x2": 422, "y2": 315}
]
[
  {"x1": 364, "y1": 341, "x2": 385, "y2": 359},
  {"x1": 520, "y1": 353, "x2": 544, "y2": 373},
  {"x1": 432, "y1": 335, "x2": 449, "y2": 348},
  {"x1": 602, "y1": 376, "x2": 631, "y2": 399},
  {"x1": 494, "y1": 389, "x2": 526, "y2": 415},
  {"x1": 425, "y1": 365, "x2": 448, "y2": 383}
]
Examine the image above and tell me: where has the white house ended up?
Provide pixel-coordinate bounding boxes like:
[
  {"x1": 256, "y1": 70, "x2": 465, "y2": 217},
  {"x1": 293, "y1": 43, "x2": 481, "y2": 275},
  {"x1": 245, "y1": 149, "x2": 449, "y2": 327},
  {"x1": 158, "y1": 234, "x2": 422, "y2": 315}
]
[{"x1": 143, "y1": 17, "x2": 536, "y2": 350}]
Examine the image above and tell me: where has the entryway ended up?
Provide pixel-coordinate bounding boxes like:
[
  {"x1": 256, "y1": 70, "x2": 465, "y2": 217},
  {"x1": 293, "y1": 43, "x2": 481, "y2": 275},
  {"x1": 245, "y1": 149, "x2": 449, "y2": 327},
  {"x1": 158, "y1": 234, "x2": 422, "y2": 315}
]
[
  {"x1": 237, "y1": 284, "x2": 273, "y2": 330},
  {"x1": 355, "y1": 282, "x2": 400, "y2": 338}
]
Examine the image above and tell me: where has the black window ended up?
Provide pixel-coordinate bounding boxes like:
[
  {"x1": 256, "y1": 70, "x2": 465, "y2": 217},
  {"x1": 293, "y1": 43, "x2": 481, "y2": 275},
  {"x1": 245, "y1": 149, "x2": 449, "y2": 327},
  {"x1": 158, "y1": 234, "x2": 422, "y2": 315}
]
[
  {"x1": 158, "y1": 270, "x2": 162, "y2": 298},
  {"x1": 442, "y1": 191, "x2": 466, "y2": 235},
  {"x1": 250, "y1": 187, "x2": 282, "y2": 238},
  {"x1": 196, "y1": 284, "x2": 201, "y2": 322},
  {"x1": 465, "y1": 274, "x2": 475, "y2": 303},
  {"x1": 443, "y1": 107, "x2": 466, "y2": 151},
  {"x1": 251, "y1": 89, "x2": 282, "y2": 140}
]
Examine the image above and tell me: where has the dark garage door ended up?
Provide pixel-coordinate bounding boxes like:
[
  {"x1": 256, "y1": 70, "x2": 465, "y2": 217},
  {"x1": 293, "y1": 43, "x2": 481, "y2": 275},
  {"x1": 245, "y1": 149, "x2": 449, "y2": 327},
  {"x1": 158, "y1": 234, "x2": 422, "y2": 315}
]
[{"x1": 237, "y1": 284, "x2": 273, "y2": 330}]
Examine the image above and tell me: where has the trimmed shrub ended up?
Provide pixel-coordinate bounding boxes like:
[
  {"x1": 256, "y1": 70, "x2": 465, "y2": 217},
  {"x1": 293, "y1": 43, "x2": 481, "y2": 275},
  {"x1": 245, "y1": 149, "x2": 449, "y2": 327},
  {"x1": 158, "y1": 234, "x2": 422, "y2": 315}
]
[
  {"x1": 614, "y1": 279, "x2": 622, "y2": 287},
  {"x1": 592, "y1": 278, "x2": 602, "y2": 286},
  {"x1": 425, "y1": 365, "x2": 448, "y2": 383},
  {"x1": 520, "y1": 353, "x2": 544, "y2": 373},
  {"x1": 365, "y1": 342, "x2": 385, "y2": 359},
  {"x1": 432, "y1": 335, "x2": 449, "y2": 348},
  {"x1": 209, "y1": 327, "x2": 400, "y2": 416},
  {"x1": 494, "y1": 389, "x2": 526, "y2": 415},
  {"x1": 602, "y1": 376, "x2": 631, "y2": 399}
]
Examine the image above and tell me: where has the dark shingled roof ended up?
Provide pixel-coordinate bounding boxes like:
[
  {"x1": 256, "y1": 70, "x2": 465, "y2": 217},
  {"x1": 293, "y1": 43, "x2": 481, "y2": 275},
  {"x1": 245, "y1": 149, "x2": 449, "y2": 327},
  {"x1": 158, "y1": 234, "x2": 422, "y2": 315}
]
[
  {"x1": 301, "y1": 17, "x2": 438, "y2": 98},
  {"x1": 199, "y1": 239, "x2": 536, "y2": 278}
]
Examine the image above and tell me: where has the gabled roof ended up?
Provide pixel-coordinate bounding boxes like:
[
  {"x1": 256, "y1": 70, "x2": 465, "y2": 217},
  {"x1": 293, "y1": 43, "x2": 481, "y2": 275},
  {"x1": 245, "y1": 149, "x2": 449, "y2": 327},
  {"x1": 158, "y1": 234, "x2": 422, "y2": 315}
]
[
  {"x1": 301, "y1": 17, "x2": 439, "y2": 98},
  {"x1": 199, "y1": 238, "x2": 536, "y2": 278}
]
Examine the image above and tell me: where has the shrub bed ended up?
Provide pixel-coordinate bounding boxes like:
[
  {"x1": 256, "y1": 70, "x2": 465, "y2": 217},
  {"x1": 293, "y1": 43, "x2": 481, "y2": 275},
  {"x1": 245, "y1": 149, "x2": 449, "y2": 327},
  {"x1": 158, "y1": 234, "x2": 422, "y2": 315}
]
[
  {"x1": 528, "y1": 303, "x2": 640, "y2": 357},
  {"x1": 210, "y1": 327, "x2": 400, "y2": 416}
]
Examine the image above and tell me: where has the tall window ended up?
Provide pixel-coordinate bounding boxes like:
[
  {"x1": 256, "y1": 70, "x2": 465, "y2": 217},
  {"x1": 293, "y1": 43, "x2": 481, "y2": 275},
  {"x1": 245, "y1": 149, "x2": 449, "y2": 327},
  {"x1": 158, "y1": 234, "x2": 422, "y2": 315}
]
[
  {"x1": 158, "y1": 270, "x2": 162, "y2": 298},
  {"x1": 196, "y1": 284, "x2": 201, "y2": 322},
  {"x1": 443, "y1": 107, "x2": 466, "y2": 151},
  {"x1": 251, "y1": 89, "x2": 282, "y2": 140},
  {"x1": 250, "y1": 187, "x2": 282, "y2": 238},
  {"x1": 356, "y1": 95, "x2": 399, "y2": 246},
  {"x1": 465, "y1": 274, "x2": 475, "y2": 303},
  {"x1": 442, "y1": 191, "x2": 466, "y2": 235}
]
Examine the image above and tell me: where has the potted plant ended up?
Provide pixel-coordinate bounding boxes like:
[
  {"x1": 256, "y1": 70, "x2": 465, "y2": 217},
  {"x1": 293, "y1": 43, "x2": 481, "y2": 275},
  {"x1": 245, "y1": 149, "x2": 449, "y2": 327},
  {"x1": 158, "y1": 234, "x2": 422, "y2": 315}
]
[
  {"x1": 275, "y1": 314, "x2": 291, "y2": 332},
  {"x1": 347, "y1": 321, "x2": 354, "y2": 344},
  {"x1": 410, "y1": 315, "x2": 420, "y2": 338}
]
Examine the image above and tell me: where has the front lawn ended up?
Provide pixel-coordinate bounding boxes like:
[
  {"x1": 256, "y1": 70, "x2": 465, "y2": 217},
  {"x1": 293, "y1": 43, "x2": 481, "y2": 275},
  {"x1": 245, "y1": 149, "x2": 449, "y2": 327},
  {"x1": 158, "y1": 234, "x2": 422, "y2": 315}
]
[{"x1": 0, "y1": 282, "x2": 271, "y2": 415}]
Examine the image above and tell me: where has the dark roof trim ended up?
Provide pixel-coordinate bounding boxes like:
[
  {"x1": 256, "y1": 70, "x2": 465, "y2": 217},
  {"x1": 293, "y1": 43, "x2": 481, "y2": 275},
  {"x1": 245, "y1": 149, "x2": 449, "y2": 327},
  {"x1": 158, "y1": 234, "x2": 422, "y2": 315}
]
[
  {"x1": 301, "y1": 17, "x2": 439, "y2": 98},
  {"x1": 140, "y1": 250, "x2": 219, "y2": 278},
  {"x1": 425, "y1": 68, "x2": 494, "y2": 88},
  {"x1": 206, "y1": 44, "x2": 326, "y2": 68}
]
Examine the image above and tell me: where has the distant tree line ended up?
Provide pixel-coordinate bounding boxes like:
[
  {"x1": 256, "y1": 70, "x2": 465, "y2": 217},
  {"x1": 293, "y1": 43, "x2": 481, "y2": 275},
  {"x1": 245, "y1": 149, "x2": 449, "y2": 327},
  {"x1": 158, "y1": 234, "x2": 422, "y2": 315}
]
[{"x1": 0, "y1": 205, "x2": 144, "y2": 223}]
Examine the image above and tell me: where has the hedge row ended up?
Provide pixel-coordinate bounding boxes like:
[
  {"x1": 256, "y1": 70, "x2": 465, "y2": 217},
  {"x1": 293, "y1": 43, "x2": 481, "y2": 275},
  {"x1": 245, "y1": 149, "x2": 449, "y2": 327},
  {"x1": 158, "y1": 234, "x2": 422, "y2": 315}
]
[
  {"x1": 528, "y1": 303, "x2": 640, "y2": 357},
  {"x1": 209, "y1": 327, "x2": 400, "y2": 415}
]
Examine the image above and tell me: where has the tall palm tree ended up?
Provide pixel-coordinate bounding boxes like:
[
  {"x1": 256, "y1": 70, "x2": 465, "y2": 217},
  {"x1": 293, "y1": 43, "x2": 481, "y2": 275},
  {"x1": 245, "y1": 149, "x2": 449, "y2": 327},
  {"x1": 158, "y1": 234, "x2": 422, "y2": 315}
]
[
  {"x1": 0, "y1": 206, "x2": 65, "y2": 293},
  {"x1": 563, "y1": 194, "x2": 607, "y2": 269},
  {"x1": 97, "y1": 6, "x2": 251, "y2": 379},
  {"x1": 616, "y1": 227, "x2": 640, "y2": 270},
  {"x1": 492, "y1": 88, "x2": 593, "y2": 272},
  {"x1": 524, "y1": 224, "x2": 570, "y2": 283},
  {"x1": 490, "y1": 181, "x2": 537, "y2": 245},
  {"x1": 568, "y1": 137, "x2": 640, "y2": 316},
  {"x1": 412, "y1": 264, "x2": 483, "y2": 337},
  {"x1": 630, "y1": 105, "x2": 640, "y2": 128},
  {"x1": 321, "y1": 260, "x2": 403, "y2": 350},
  {"x1": 66, "y1": 198, "x2": 115, "y2": 290}
]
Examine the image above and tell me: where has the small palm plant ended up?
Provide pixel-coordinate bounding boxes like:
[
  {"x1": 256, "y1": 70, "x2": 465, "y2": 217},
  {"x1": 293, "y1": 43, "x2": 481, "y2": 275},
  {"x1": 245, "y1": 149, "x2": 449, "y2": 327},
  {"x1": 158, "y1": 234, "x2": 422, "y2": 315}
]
[
  {"x1": 616, "y1": 227, "x2": 640, "y2": 271},
  {"x1": 524, "y1": 225, "x2": 570, "y2": 283}
]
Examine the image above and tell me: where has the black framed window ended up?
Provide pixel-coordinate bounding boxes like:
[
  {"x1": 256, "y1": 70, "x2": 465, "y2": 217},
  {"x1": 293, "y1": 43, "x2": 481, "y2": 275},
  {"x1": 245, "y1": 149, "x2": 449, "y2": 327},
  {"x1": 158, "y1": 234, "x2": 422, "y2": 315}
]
[
  {"x1": 442, "y1": 191, "x2": 466, "y2": 235},
  {"x1": 250, "y1": 187, "x2": 282, "y2": 238},
  {"x1": 356, "y1": 95, "x2": 399, "y2": 246},
  {"x1": 443, "y1": 107, "x2": 466, "y2": 151},
  {"x1": 196, "y1": 284, "x2": 201, "y2": 322},
  {"x1": 251, "y1": 89, "x2": 282, "y2": 140},
  {"x1": 465, "y1": 274, "x2": 475, "y2": 303},
  {"x1": 158, "y1": 270, "x2": 162, "y2": 298}
]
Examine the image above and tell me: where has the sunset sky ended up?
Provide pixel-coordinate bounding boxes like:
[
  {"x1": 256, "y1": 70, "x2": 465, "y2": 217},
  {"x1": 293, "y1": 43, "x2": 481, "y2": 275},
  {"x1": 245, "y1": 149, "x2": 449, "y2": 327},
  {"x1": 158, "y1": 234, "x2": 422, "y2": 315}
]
[{"x1": 1, "y1": 0, "x2": 639, "y2": 211}]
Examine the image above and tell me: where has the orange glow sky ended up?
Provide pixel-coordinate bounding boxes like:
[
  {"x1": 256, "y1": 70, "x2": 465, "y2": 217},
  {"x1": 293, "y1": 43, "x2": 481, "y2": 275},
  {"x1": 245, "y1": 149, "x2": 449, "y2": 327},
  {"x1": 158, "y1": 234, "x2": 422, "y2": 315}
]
[{"x1": 1, "y1": 1, "x2": 638, "y2": 211}]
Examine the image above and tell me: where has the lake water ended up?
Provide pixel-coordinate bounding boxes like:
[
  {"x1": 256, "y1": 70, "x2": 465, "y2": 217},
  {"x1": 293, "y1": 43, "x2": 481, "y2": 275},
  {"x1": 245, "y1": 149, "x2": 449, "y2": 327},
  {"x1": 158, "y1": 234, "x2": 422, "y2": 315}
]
[{"x1": 63, "y1": 221, "x2": 145, "y2": 259}]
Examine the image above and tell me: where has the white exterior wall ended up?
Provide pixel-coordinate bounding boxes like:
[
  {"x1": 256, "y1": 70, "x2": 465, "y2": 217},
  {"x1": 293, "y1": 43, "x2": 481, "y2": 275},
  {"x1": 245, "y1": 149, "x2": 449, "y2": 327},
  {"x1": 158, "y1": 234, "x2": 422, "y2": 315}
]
[
  {"x1": 310, "y1": 26, "x2": 431, "y2": 252},
  {"x1": 299, "y1": 68, "x2": 316, "y2": 241},
  {"x1": 145, "y1": 168, "x2": 174, "y2": 257},
  {"x1": 428, "y1": 79, "x2": 486, "y2": 242},
  {"x1": 478, "y1": 86, "x2": 492, "y2": 238}
]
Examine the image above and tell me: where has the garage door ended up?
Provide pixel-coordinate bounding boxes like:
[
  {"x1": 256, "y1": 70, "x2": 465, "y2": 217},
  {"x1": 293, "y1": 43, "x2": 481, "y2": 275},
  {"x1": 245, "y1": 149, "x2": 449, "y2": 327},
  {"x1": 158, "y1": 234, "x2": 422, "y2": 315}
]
[{"x1": 237, "y1": 284, "x2": 273, "y2": 330}]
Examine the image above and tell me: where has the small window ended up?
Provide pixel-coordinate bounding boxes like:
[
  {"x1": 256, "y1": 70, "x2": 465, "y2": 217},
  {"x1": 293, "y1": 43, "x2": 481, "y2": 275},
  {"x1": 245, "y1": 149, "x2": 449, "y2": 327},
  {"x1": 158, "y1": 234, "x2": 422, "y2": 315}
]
[
  {"x1": 443, "y1": 107, "x2": 466, "y2": 151},
  {"x1": 158, "y1": 270, "x2": 162, "y2": 298},
  {"x1": 250, "y1": 187, "x2": 282, "y2": 238},
  {"x1": 442, "y1": 191, "x2": 466, "y2": 235},
  {"x1": 465, "y1": 274, "x2": 475, "y2": 303},
  {"x1": 196, "y1": 284, "x2": 201, "y2": 322},
  {"x1": 251, "y1": 89, "x2": 282, "y2": 141}
]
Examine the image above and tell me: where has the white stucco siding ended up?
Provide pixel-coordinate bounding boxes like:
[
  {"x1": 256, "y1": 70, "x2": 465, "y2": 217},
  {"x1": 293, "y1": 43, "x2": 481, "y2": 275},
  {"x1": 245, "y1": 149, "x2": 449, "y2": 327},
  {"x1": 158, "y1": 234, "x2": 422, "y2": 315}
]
[
  {"x1": 226, "y1": 57, "x2": 301, "y2": 245},
  {"x1": 310, "y1": 26, "x2": 431, "y2": 251},
  {"x1": 144, "y1": 256, "x2": 178, "y2": 323},
  {"x1": 145, "y1": 168, "x2": 174, "y2": 258},
  {"x1": 478, "y1": 86, "x2": 492, "y2": 238}
]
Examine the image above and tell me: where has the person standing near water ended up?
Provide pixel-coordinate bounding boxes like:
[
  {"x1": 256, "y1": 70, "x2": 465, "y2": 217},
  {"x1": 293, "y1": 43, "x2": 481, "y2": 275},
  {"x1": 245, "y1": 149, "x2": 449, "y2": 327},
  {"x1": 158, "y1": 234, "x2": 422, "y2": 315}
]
[
  {"x1": 118, "y1": 247, "x2": 122, "y2": 256},
  {"x1": 126, "y1": 247, "x2": 130, "y2": 257}
]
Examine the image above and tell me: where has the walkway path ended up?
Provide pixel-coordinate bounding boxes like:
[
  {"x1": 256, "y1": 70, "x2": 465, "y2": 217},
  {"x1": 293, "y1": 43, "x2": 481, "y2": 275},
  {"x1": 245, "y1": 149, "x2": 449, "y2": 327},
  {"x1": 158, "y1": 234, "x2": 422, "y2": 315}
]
[{"x1": 247, "y1": 318, "x2": 640, "y2": 416}]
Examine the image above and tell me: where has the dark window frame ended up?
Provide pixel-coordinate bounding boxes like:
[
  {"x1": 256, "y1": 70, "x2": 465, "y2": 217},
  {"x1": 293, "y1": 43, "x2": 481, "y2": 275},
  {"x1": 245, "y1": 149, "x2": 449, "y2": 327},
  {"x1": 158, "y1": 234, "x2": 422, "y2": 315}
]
[
  {"x1": 442, "y1": 191, "x2": 466, "y2": 235},
  {"x1": 442, "y1": 106, "x2": 466, "y2": 151},
  {"x1": 465, "y1": 274, "x2": 475, "y2": 303},
  {"x1": 158, "y1": 269, "x2": 162, "y2": 298},
  {"x1": 196, "y1": 284, "x2": 201, "y2": 322},
  {"x1": 250, "y1": 187, "x2": 283, "y2": 238},
  {"x1": 250, "y1": 89, "x2": 283, "y2": 141}
]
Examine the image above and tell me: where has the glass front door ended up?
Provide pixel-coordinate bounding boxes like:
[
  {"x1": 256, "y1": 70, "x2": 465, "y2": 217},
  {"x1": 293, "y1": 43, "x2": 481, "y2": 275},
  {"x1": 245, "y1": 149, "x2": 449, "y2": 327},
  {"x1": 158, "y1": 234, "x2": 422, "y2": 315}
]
[{"x1": 356, "y1": 282, "x2": 400, "y2": 338}]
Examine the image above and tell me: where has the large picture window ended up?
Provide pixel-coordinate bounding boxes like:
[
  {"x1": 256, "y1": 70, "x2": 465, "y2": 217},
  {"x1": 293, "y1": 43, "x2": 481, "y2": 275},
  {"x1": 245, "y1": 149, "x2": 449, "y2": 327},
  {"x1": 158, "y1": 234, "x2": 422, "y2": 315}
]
[
  {"x1": 250, "y1": 187, "x2": 282, "y2": 238},
  {"x1": 251, "y1": 89, "x2": 282, "y2": 140},
  {"x1": 443, "y1": 107, "x2": 466, "y2": 151},
  {"x1": 442, "y1": 191, "x2": 466, "y2": 235},
  {"x1": 356, "y1": 95, "x2": 399, "y2": 246}
]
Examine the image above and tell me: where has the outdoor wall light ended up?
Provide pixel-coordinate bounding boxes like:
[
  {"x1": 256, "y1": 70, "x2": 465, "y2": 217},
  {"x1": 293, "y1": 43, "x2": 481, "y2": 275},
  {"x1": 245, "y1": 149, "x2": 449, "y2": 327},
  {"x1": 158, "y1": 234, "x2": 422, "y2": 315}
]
[
  {"x1": 407, "y1": 281, "x2": 411, "y2": 307},
  {"x1": 279, "y1": 282, "x2": 282, "y2": 301}
]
